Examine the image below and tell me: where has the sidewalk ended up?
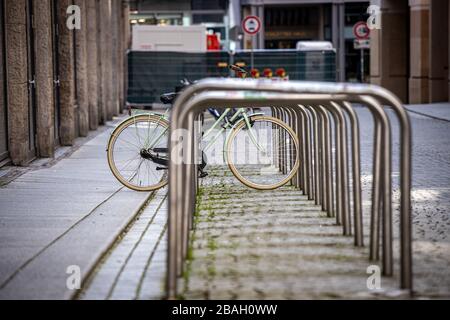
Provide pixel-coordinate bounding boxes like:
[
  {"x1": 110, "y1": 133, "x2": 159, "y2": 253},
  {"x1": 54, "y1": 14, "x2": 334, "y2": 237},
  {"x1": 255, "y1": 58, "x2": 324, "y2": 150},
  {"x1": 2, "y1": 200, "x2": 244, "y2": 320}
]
[
  {"x1": 181, "y1": 167, "x2": 399, "y2": 300},
  {"x1": 0, "y1": 117, "x2": 154, "y2": 300},
  {"x1": 181, "y1": 105, "x2": 450, "y2": 299},
  {"x1": 405, "y1": 102, "x2": 450, "y2": 122}
]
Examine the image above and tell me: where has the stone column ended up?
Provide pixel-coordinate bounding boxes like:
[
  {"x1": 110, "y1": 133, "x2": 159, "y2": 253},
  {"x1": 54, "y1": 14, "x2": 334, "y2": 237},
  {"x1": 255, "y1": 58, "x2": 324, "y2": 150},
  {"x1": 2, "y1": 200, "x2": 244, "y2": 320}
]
[
  {"x1": 332, "y1": 3, "x2": 345, "y2": 82},
  {"x1": 449, "y1": 0, "x2": 450, "y2": 102},
  {"x1": 331, "y1": 2, "x2": 338, "y2": 81},
  {"x1": 370, "y1": 0, "x2": 409, "y2": 103},
  {"x1": 123, "y1": 0, "x2": 130, "y2": 103},
  {"x1": 4, "y1": 0, "x2": 30, "y2": 165},
  {"x1": 95, "y1": 0, "x2": 105, "y2": 124},
  {"x1": 74, "y1": 0, "x2": 89, "y2": 137},
  {"x1": 117, "y1": 0, "x2": 125, "y2": 111},
  {"x1": 409, "y1": 0, "x2": 430, "y2": 104},
  {"x1": 428, "y1": 0, "x2": 448, "y2": 102},
  {"x1": 106, "y1": 0, "x2": 114, "y2": 120},
  {"x1": 338, "y1": 3, "x2": 345, "y2": 82},
  {"x1": 99, "y1": 0, "x2": 113, "y2": 120},
  {"x1": 257, "y1": 4, "x2": 265, "y2": 49},
  {"x1": 111, "y1": 0, "x2": 119, "y2": 116},
  {"x1": 86, "y1": 0, "x2": 98, "y2": 130},
  {"x1": 33, "y1": 0, "x2": 55, "y2": 157},
  {"x1": 58, "y1": 0, "x2": 76, "y2": 145}
]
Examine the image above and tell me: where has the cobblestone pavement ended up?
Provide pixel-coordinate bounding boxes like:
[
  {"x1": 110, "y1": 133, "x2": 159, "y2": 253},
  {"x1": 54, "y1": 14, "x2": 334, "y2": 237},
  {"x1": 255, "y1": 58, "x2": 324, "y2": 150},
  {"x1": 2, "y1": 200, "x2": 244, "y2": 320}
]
[
  {"x1": 78, "y1": 187, "x2": 168, "y2": 300},
  {"x1": 358, "y1": 105, "x2": 450, "y2": 298},
  {"x1": 181, "y1": 105, "x2": 450, "y2": 300}
]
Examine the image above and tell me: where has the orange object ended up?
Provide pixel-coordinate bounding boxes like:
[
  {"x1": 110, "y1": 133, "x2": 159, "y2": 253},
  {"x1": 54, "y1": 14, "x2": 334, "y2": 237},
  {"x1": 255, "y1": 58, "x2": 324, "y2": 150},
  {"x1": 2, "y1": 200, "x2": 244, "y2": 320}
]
[
  {"x1": 250, "y1": 68, "x2": 260, "y2": 78},
  {"x1": 237, "y1": 71, "x2": 247, "y2": 78},
  {"x1": 276, "y1": 68, "x2": 287, "y2": 78},
  {"x1": 263, "y1": 68, "x2": 273, "y2": 78}
]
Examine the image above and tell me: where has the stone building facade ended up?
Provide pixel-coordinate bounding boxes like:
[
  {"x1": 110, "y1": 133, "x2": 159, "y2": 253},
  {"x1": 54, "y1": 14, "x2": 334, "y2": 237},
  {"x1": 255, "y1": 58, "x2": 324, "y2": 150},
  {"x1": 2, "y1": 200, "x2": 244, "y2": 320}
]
[
  {"x1": 0, "y1": 0, "x2": 130, "y2": 166},
  {"x1": 370, "y1": 0, "x2": 450, "y2": 103}
]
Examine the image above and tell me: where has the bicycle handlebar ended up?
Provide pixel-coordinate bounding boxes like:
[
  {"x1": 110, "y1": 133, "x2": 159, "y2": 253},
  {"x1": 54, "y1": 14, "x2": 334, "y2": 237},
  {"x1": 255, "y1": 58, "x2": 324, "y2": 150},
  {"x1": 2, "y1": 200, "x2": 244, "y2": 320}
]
[{"x1": 229, "y1": 64, "x2": 248, "y2": 75}]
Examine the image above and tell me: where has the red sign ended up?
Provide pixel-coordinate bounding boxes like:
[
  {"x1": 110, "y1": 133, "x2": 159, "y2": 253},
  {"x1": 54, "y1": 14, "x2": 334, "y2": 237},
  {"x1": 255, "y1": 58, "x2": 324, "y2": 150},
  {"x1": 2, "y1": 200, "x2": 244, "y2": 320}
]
[
  {"x1": 353, "y1": 21, "x2": 370, "y2": 40},
  {"x1": 207, "y1": 34, "x2": 220, "y2": 51},
  {"x1": 242, "y1": 16, "x2": 261, "y2": 35}
]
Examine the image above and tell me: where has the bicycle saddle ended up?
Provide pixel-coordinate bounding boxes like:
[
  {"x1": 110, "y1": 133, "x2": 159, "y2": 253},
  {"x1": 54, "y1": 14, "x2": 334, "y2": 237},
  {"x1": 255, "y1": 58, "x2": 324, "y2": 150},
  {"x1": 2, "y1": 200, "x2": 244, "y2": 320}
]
[{"x1": 160, "y1": 92, "x2": 177, "y2": 105}]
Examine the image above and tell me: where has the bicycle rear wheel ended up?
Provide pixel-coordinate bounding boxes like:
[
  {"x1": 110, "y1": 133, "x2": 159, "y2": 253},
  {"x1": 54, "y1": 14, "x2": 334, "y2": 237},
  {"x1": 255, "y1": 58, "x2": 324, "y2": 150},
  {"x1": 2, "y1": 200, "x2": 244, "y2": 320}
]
[
  {"x1": 226, "y1": 116, "x2": 300, "y2": 190},
  {"x1": 107, "y1": 114, "x2": 169, "y2": 192}
]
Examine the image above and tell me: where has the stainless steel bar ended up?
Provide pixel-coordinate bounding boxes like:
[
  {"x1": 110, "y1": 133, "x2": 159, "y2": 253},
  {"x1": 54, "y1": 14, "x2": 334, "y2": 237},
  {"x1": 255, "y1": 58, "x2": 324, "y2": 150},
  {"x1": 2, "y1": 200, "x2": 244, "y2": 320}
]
[
  {"x1": 360, "y1": 96, "x2": 393, "y2": 276},
  {"x1": 285, "y1": 107, "x2": 299, "y2": 187},
  {"x1": 328, "y1": 102, "x2": 351, "y2": 236},
  {"x1": 271, "y1": 108, "x2": 279, "y2": 170},
  {"x1": 316, "y1": 105, "x2": 334, "y2": 217},
  {"x1": 326, "y1": 104, "x2": 343, "y2": 226},
  {"x1": 168, "y1": 80, "x2": 413, "y2": 294},
  {"x1": 340, "y1": 102, "x2": 364, "y2": 247},
  {"x1": 296, "y1": 105, "x2": 311, "y2": 196},
  {"x1": 370, "y1": 118, "x2": 382, "y2": 261},
  {"x1": 306, "y1": 106, "x2": 321, "y2": 206},
  {"x1": 317, "y1": 108, "x2": 327, "y2": 210},
  {"x1": 274, "y1": 108, "x2": 284, "y2": 174},
  {"x1": 313, "y1": 105, "x2": 331, "y2": 214},
  {"x1": 298, "y1": 105, "x2": 314, "y2": 200},
  {"x1": 306, "y1": 108, "x2": 316, "y2": 200}
]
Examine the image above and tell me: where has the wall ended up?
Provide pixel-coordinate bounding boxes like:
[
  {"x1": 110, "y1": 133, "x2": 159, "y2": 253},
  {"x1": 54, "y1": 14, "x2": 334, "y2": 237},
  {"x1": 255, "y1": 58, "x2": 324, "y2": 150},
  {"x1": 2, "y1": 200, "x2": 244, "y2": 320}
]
[{"x1": 2, "y1": 0, "x2": 130, "y2": 166}]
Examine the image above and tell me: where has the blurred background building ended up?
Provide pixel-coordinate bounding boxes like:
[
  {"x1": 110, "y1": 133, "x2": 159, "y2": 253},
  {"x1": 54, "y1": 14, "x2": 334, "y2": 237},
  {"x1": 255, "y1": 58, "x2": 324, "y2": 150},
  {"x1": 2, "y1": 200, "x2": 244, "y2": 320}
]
[
  {"x1": 0, "y1": 0, "x2": 129, "y2": 166},
  {"x1": 128, "y1": 0, "x2": 450, "y2": 104},
  {"x1": 0, "y1": 0, "x2": 449, "y2": 167}
]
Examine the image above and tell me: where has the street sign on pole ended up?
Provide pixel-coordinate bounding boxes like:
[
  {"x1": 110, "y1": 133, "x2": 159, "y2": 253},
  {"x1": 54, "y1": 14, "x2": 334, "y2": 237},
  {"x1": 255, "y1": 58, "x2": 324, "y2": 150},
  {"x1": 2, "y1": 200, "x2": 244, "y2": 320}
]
[
  {"x1": 242, "y1": 15, "x2": 261, "y2": 35},
  {"x1": 242, "y1": 15, "x2": 261, "y2": 71},
  {"x1": 353, "y1": 22, "x2": 370, "y2": 83},
  {"x1": 354, "y1": 39, "x2": 370, "y2": 50},
  {"x1": 353, "y1": 21, "x2": 370, "y2": 40}
]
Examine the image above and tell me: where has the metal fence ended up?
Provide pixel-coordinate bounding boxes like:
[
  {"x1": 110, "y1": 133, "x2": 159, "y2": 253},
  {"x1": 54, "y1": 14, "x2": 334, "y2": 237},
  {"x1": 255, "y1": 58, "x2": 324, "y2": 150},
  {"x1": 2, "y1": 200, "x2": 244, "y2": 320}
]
[
  {"x1": 166, "y1": 78, "x2": 413, "y2": 299},
  {"x1": 127, "y1": 49, "x2": 336, "y2": 105}
]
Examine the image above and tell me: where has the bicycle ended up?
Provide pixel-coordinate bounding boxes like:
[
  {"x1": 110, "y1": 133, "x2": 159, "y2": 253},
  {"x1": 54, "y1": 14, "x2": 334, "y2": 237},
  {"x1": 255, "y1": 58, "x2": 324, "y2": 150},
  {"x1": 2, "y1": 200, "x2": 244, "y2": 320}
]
[{"x1": 107, "y1": 65, "x2": 300, "y2": 192}]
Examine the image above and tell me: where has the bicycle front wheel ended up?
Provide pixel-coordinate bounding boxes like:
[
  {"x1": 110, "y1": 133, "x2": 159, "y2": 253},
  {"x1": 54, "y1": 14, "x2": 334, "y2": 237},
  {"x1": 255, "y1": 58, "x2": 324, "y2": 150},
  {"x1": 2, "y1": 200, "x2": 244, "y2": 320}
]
[
  {"x1": 226, "y1": 116, "x2": 300, "y2": 190},
  {"x1": 107, "y1": 114, "x2": 169, "y2": 192}
]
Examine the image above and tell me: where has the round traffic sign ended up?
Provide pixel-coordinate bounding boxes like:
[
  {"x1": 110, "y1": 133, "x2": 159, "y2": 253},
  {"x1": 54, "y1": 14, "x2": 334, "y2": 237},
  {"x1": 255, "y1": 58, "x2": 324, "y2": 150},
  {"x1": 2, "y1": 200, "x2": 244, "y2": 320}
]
[
  {"x1": 242, "y1": 16, "x2": 261, "y2": 35},
  {"x1": 353, "y1": 21, "x2": 370, "y2": 40}
]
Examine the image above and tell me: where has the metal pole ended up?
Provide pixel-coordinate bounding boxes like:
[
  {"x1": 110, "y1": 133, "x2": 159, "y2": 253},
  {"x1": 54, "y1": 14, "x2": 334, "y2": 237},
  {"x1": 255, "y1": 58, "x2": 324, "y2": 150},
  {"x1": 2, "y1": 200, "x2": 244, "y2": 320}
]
[
  {"x1": 360, "y1": 48, "x2": 364, "y2": 83},
  {"x1": 328, "y1": 102, "x2": 351, "y2": 235},
  {"x1": 297, "y1": 105, "x2": 311, "y2": 196},
  {"x1": 168, "y1": 78, "x2": 413, "y2": 293},
  {"x1": 306, "y1": 106, "x2": 321, "y2": 206},
  {"x1": 315, "y1": 105, "x2": 333, "y2": 217},
  {"x1": 360, "y1": 96, "x2": 393, "y2": 276},
  {"x1": 340, "y1": 102, "x2": 364, "y2": 247},
  {"x1": 327, "y1": 104, "x2": 343, "y2": 226}
]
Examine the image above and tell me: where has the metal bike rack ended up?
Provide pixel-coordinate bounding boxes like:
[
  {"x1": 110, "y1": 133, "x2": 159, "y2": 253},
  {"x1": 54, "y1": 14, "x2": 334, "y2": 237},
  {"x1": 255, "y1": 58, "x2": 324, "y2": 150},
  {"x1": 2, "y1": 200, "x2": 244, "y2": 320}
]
[{"x1": 166, "y1": 78, "x2": 413, "y2": 299}]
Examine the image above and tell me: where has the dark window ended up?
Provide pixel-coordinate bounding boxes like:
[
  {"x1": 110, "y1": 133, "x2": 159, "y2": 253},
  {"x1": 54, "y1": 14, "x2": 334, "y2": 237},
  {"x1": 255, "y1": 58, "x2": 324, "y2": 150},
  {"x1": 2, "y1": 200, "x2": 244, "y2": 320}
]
[
  {"x1": 265, "y1": 6, "x2": 319, "y2": 28},
  {"x1": 191, "y1": 0, "x2": 227, "y2": 10},
  {"x1": 193, "y1": 14, "x2": 224, "y2": 24},
  {"x1": 345, "y1": 2, "x2": 370, "y2": 26}
]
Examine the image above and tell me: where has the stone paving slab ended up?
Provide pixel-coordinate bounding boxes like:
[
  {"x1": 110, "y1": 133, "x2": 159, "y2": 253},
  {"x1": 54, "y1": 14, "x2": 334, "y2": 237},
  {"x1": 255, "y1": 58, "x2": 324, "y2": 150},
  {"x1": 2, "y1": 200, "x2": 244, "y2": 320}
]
[
  {"x1": 180, "y1": 105, "x2": 450, "y2": 300},
  {"x1": 357, "y1": 107, "x2": 450, "y2": 298},
  {"x1": 181, "y1": 173, "x2": 400, "y2": 300},
  {"x1": 406, "y1": 103, "x2": 450, "y2": 122},
  {"x1": 0, "y1": 117, "x2": 156, "y2": 300},
  {"x1": 79, "y1": 187, "x2": 168, "y2": 300}
]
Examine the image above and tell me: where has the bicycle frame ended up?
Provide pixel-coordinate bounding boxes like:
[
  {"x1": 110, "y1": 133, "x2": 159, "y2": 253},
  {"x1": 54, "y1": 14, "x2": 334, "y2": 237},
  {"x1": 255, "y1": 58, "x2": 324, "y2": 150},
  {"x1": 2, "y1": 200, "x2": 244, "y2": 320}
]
[{"x1": 129, "y1": 107, "x2": 266, "y2": 164}]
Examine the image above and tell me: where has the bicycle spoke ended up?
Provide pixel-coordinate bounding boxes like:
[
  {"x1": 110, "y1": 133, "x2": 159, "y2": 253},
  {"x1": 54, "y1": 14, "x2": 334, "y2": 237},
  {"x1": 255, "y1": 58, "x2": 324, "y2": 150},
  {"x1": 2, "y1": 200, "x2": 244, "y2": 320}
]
[
  {"x1": 108, "y1": 116, "x2": 169, "y2": 191},
  {"x1": 226, "y1": 117, "x2": 299, "y2": 189}
]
